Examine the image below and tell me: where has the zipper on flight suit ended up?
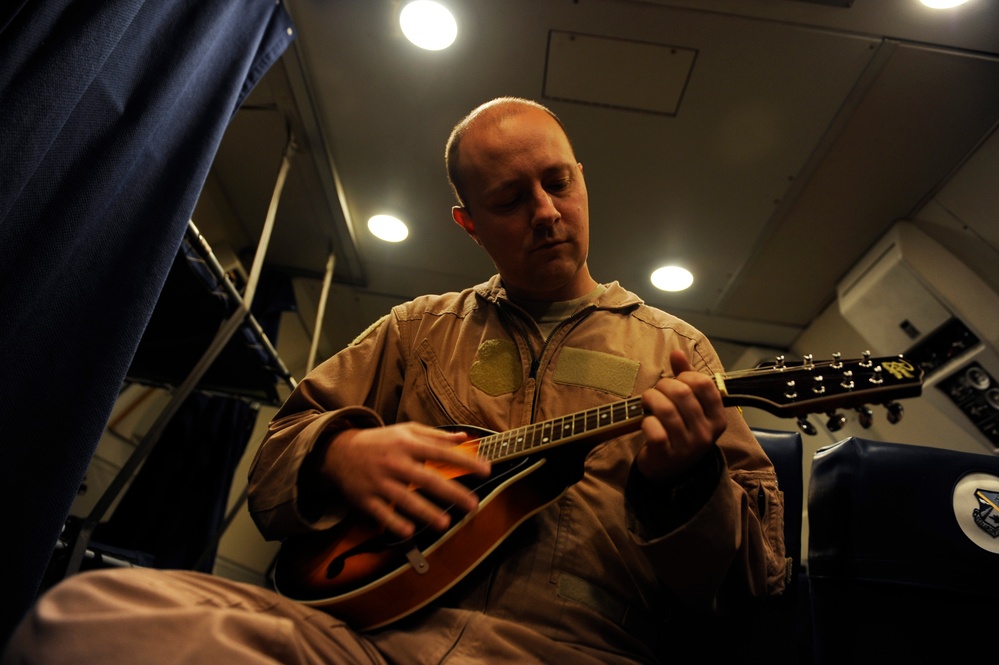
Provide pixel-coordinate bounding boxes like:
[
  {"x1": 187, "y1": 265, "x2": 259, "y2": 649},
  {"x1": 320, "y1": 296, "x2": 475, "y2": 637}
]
[
  {"x1": 498, "y1": 305, "x2": 539, "y2": 378},
  {"x1": 496, "y1": 300, "x2": 597, "y2": 418},
  {"x1": 473, "y1": 300, "x2": 600, "y2": 620},
  {"x1": 531, "y1": 307, "x2": 594, "y2": 377}
]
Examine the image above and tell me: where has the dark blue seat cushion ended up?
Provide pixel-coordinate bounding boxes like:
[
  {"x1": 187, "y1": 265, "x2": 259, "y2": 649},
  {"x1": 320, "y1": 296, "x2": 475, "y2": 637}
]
[{"x1": 808, "y1": 436, "x2": 999, "y2": 662}]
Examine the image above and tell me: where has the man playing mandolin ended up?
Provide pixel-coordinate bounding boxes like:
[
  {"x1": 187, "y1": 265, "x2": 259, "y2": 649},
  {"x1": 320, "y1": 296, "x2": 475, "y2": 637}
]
[{"x1": 4, "y1": 98, "x2": 787, "y2": 664}]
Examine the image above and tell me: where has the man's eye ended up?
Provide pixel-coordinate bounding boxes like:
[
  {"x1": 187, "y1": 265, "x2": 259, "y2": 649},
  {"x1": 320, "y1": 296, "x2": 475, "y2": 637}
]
[
  {"x1": 492, "y1": 196, "x2": 520, "y2": 210},
  {"x1": 547, "y1": 179, "x2": 571, "y2": 193}
]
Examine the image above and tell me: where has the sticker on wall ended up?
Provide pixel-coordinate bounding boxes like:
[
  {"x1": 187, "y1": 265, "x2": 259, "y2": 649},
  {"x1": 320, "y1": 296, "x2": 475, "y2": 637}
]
[{"x1": 954, "y1": 472, "x2": 999, "y2": 554}]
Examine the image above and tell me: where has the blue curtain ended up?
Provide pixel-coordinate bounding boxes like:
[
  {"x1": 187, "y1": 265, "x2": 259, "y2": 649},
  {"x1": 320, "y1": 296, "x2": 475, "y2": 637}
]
[{"x1": 0, "y1": 0, "x2": 295, "y2": 645}]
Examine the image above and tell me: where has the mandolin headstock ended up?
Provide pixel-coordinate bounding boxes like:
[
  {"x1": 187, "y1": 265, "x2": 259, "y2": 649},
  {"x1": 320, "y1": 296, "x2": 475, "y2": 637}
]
[{"x1": 718, "y1": 351, "x2": 924, "y2": 434}]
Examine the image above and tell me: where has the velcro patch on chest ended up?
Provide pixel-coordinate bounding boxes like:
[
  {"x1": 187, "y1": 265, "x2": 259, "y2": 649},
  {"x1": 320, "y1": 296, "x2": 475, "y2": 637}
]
[
  {"x1": 470, "y1": 338, "x2": 524, "y2": 396},
  {"x1": 552, "y1": 347, "x2": 640, "y2": 398}
]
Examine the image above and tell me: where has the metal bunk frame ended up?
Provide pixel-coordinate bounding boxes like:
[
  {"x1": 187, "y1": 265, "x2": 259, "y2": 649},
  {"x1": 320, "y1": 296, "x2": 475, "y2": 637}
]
[{"x1": 63, "y1": 137, "x2": 337, "y2": 578}]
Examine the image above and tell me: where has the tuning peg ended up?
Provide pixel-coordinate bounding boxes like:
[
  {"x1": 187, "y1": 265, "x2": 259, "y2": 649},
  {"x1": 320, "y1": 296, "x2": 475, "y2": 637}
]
[
  {"x1": 885, "y1": 401, "x2": 904, "y2": 424},
  {"x1": 826, "y1": 411, "x2": 847, "y2": 432},
  {"x1": 784, "y1": 379, "x2": 798, "y2": 400},
  {"x1": 796, "y1": 416, "x2": 817, "y2": 436},
  {"x1": 855, "y1": 405, "x2": 874, "y2": 429},
  {"x1": 840, "y1": 370, "x2": 855, "y2": 390}
]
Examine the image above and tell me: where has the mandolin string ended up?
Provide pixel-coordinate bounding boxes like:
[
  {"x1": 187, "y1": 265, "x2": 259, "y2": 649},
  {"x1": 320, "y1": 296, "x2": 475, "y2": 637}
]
[
  {"x1": 475, "y1": 397, "x2": 645, "y2": 463},
  {"x1": 724, "y1": 360, "x2": 851, "y2": 379},
  {"x1": 722, "y1": 355, "x2": 895, "y2": 379}
]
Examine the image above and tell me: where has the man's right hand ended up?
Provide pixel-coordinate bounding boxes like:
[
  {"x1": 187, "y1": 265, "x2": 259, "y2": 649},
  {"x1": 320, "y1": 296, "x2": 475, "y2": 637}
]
[{"x1": 317, "y1": 424, "x2": 491, "y2": 540}]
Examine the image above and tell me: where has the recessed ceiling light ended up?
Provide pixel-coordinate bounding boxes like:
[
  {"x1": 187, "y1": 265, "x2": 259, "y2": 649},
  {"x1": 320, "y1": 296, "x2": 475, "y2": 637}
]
[
  {"x1": 919, "y1": 0, "x2": 970, "y2": 7},
  {"x1": 367, "y1": 215, "x2": 409, "y2": 242},
  {"x1": 651, "y1": 266, "x2": 694, "y2": 292},
  {"x1": 400, "y1": 1, "x2": 457, "y2": 51}
]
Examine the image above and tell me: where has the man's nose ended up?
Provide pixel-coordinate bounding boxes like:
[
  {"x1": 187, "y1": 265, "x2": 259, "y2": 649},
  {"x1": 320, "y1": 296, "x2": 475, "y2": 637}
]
[{"x1": 530, "y1": 190, "x2": 560, "y2": 228}]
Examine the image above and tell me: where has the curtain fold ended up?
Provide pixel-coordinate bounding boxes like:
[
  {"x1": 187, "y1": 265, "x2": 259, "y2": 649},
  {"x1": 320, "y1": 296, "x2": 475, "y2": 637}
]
[{"x1": 0, "y1": 0, "x2": 295, "y2": 645}]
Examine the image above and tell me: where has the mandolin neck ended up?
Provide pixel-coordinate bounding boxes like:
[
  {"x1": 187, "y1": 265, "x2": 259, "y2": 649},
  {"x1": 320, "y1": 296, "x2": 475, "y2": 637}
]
[
  {"x1": 476, "y1": 396, "x2": 646, "y2": 464},
  {"x1": 471, "y1": 354, "x2": 924, "y2": 465}
]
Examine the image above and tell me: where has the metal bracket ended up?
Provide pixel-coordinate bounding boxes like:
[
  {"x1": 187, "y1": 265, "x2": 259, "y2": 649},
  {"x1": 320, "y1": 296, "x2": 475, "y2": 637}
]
[{"x1": 404, "y1": 547, "x2": 429, "y2": 575}]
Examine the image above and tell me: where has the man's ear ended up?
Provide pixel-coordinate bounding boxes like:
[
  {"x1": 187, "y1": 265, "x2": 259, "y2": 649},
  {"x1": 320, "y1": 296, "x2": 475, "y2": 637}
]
[{"x1": 452, "y1": 206, "x2": 480, "y2": 245}]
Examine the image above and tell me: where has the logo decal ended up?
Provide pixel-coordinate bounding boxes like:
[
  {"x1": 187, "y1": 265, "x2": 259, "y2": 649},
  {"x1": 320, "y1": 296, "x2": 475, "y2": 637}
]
[
  {"x1": 954, "y1": 472, "x2": 999, "y2": 554},
  {"x1": 973, "y1": 489, "x2": 999, "y2": 538},
  {"x1": 881, "y1": 358, "x2": 917, "y2": 380}
]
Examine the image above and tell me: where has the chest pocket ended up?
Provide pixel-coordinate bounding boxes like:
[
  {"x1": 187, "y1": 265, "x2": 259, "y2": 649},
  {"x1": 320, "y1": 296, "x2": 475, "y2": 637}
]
[{"x1": 412, "y1": 338, "x2": 486, "y2": 428}]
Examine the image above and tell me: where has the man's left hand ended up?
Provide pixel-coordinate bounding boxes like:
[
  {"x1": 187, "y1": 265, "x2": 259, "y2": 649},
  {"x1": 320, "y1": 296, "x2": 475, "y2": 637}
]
[{"x1": 636, "y1": 349, "x2": 727, "y2": 482}]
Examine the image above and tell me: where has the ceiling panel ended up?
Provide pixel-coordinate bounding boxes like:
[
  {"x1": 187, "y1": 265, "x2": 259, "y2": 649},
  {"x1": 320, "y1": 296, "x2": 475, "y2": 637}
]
[{"x1": 200, "y1": 0, "x2": 999, "y2": 355}]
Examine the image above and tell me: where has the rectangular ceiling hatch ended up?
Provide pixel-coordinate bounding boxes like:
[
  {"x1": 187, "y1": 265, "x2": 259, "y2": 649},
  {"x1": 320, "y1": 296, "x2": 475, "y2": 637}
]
[{"x1": 543, "y1": 30, "x2": 697, "y2": 116}]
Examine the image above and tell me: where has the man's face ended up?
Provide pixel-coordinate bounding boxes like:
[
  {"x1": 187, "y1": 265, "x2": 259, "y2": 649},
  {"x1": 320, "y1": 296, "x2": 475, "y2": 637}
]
[{"x1": 452, "y1": 107, "x2": 592, "y2": 302}]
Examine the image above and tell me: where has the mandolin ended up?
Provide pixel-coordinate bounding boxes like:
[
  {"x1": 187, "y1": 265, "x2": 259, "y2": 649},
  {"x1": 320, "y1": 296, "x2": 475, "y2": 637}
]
[{"x1": 272, "y1": 353, "x2": 923, "y2": 630}]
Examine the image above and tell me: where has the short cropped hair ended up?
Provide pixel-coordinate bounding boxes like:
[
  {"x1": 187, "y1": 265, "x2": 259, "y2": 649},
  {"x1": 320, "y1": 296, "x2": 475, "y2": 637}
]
[{"x1": 445, "y1": 97, "x2": 572, "y2": 209}]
